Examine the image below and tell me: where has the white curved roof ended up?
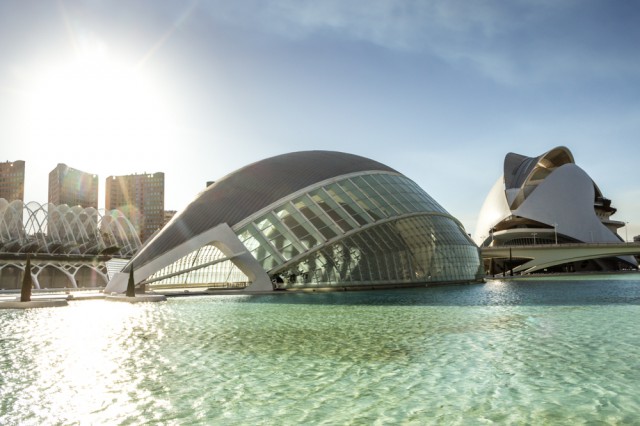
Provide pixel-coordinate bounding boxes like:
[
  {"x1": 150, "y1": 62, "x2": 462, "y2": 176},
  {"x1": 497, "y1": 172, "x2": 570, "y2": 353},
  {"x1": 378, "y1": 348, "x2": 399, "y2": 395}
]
[{"x1": 475, "y1": 146, "x2": 624, "y2": 246}]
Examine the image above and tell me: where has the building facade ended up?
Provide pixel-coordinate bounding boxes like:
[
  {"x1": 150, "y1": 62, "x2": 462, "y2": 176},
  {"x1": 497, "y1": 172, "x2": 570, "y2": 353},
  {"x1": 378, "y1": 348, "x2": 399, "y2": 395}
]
[
  {"x1": 105, "y1": 172, "x2": 165, "y2": 242},
  {"x1": 164, "y1": 210, "x2": 177, "y2": 226},
  {"x1": 475, "y1": 146, "x2": 637, "y2": 274},
  {"x1": 0, "y1": 160, "x2": 25, "y2": 202},
  {"x1": 106, "y1": 151, "x2": 483, "y2": 293},
  {"x1": 48, "y1": 163, "x2": 98, "y2": 208}
]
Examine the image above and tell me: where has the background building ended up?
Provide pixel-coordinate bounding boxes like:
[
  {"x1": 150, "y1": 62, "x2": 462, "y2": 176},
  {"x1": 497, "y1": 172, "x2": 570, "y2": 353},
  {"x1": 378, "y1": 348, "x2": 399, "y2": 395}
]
[
  {"x1": 475, "y1": 146, "x2": 637, "y2": 274},
  {"x1": 106, "y1": 151, "x2": 483, "y2": 294},
  {"x1": 48, "y1": 163, "x2": 98, "y2": 208},
  {"x1": 105, "y1": 172, "x2": 165, "y2": 242},
  {"x1": 0, "y1": 160, "x2": 25, "y2": 202},
  {"x1": 164, "y1": 210, "x2": 177, "y2": 226},
  {"x1": 0, "y1": 199, "x2": 141, "y2": 289}
]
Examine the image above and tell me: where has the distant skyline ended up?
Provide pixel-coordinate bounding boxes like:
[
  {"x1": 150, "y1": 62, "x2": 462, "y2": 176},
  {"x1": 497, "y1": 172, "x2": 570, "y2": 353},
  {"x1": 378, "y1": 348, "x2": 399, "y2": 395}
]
[{"x1": 1, "y1": 1, "x2": 639, "y2": 239}]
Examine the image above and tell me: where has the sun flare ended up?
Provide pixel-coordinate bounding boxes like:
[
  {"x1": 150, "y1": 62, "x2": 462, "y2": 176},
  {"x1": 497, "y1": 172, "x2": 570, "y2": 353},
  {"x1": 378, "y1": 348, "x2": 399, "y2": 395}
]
[{"x1": 22, "y1": 42, "x2": 174, "y2": 154}]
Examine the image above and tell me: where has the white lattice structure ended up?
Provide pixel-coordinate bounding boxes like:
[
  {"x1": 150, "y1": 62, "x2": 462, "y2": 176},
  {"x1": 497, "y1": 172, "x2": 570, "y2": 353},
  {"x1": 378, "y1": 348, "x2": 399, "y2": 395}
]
[
  {"x1": 0, "y1": 257, "x2": 110, "y2": 290},
  {"x1": 0, "y1": 199, "x2": 142, "y2": 289},
  {"x1": 0, "y1": 199, "x2": 140, "y2": 256}
]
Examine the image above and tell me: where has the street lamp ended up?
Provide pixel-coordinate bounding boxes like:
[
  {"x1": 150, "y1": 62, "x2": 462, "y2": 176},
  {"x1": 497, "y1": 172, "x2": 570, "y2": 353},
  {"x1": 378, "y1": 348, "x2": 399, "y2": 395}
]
[
  {"x1": 531, "y1": 232, "x2": 538, "y2": 245},
  {"x1": 625, "y1": 222, "x2": 629, "y2": 243},
  {"x1": 553, "y1": 223, "x2": 558, "y2": 245}
]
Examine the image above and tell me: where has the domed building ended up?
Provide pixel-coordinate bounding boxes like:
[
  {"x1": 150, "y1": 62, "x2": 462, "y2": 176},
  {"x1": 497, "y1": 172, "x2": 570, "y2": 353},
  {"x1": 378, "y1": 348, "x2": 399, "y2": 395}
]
[
  {"x1": 106, "y1": 151, "x2": 483, "y2": 293},
  {"x1": 475, "y1": 146, "x2": 637, "y2": 273}
]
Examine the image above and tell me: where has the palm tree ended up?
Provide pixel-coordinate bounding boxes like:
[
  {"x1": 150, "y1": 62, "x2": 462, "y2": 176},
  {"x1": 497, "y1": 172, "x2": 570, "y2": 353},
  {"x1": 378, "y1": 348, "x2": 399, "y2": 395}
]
[
  {"x1": 126, "y1": 265, "x2": 136, "y2": 297},
  {"x1": 21, "y1": 256, "x2": 33, "y2": 302}
]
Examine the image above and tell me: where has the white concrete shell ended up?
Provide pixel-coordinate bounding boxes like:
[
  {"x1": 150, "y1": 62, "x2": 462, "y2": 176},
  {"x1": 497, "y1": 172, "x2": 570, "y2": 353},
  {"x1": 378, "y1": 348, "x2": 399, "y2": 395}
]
[
  {"x1": 475, "y1": 176, "x2": 511, "y2": 246},
  {"x1": 475, "y1": 146, "x2": 637, "y2": 272},
  {"x1": 513, "y1": 164, "x2": 618, "y2": 244}
]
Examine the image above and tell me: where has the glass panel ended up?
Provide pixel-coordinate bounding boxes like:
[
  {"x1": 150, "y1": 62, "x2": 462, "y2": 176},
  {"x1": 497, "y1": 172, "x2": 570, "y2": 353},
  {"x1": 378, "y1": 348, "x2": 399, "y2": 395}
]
[
  {"x1": 351, "y1": 175, "x2": 394, "y2": 218},
  {"x1": 264, "y1": 173, "x2": 480, "y2": 289},
  {"x1": 147, "y1": 245, "x2": 248, "y2": 288},
  {"x1": 309, "y1": 189, "x2": 357, "y2": 232},
  {"x1": 280, "y1": 242, "x2": 301, "y2": 261},
  {"x1": 237, "y1": 226, "x2": 260, "y2": 252},
  {"x1": 338, "y1": 180, "x2": 380, "y2": 221},
  {"x1": 275, "y1": 204, "x2": 321, "y2": 249},
  {"x1": 325, "y1": 184, "x2": 370, "y2": 226},
  {"x1": 338, "y1": 179, "x2": 378, "y2": 222},
  {"x1": 269, "y1": 213, "x2": 481, "y2": 289},
  {"x1": 260, "y1": 255, "x2": 278, "y2": 271},
  {"x1": 294, "y1": 195, "x2": 338, "y2": 240},
  {"x1": 240, "y1": 225, "x2": 280, "y2": 265}
]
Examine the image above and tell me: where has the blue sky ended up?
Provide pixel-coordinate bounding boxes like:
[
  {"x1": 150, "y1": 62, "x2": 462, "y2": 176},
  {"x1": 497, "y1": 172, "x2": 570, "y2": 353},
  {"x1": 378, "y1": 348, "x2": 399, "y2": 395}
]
[{"x1": 1, "y1": 0, "x2": 639, "y2": 239}]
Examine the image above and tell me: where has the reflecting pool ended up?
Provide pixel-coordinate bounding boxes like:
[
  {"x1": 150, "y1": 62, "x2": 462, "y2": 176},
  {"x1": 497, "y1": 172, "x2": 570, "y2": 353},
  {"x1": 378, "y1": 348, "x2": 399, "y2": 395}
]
[{"x1": 2, "y1": 277, "x2": 640, "y2": 424}]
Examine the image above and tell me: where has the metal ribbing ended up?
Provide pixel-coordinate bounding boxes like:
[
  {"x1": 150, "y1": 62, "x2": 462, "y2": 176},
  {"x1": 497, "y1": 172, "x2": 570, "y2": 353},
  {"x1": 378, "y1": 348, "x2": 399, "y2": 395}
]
[{"x1": 130, "y1": 151, "x2": 398, "y2": 270}]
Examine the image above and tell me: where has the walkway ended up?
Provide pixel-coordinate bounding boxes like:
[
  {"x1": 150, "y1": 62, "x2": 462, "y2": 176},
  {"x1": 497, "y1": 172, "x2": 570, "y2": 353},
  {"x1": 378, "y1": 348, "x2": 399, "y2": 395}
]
[{"x1": 481, "y1": 242, "x2": 640, "y2": 274}]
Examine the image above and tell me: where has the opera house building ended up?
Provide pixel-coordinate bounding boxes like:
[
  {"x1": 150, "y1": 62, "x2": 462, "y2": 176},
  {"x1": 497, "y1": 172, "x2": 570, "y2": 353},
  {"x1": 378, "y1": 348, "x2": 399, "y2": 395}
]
[
  {"x1": 475, "y1": 146, "x2": 637, "y2": 274},
  {"x1": 106, "y1": 151, "x2": 483, "y2": 293},
  {"x1": 0, "y1": 199, "x2": 141, "y2": 289}
]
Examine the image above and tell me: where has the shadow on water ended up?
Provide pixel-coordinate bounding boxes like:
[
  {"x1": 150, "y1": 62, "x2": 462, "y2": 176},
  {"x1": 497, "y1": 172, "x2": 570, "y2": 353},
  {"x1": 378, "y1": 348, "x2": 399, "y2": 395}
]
[{"x1": 207, "y1": 278, "x2": 640, "y2": 307}]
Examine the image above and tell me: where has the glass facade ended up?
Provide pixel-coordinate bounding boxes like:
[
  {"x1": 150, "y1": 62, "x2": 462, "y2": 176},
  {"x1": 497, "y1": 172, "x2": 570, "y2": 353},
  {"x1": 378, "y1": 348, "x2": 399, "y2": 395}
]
[
  {"x1": 144, "y1": 169, "x2": 482, "y2": 291},
  {"x1": 101, "y1": 151, "x2": 484, "y2": 294},
  {"x1": 146, "y1": 245, "x2": 247, "y2": 288},
  {"x1": 233, "y1": 172, "x2": 482, "y2": 289}
]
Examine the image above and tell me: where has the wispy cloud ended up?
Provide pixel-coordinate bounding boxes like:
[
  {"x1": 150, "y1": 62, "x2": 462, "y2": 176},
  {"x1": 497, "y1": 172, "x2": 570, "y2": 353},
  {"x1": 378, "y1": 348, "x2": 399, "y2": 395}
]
[{"x1": 202, "y1": 0, "x2": 640, "y2": 86}]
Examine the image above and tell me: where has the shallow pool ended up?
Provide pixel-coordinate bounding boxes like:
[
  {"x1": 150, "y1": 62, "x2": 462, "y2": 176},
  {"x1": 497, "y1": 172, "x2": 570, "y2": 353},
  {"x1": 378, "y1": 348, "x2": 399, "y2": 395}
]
[{"x1": 2, "y1": 278, "x2": 640, "y2": 424}]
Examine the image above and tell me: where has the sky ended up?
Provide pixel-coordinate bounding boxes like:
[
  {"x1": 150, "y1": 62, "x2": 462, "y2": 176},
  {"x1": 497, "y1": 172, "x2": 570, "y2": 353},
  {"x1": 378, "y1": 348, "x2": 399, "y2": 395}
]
[{"x1": 1, "y1": 0, "x2": 639, "y2": 240}]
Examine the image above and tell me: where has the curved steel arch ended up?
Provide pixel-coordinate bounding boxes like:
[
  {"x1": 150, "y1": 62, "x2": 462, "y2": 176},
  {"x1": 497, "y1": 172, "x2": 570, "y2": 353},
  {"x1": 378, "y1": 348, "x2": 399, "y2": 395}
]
[{"x1": 0, "y1": 199, "x2": 141, "y2": 256}]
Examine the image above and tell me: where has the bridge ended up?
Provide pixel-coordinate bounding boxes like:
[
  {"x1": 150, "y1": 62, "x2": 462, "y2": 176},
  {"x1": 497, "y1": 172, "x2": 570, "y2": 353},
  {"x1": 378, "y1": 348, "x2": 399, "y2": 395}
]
[{"x1": 481, "y1": 242, "x2": 640, "y2": 274}]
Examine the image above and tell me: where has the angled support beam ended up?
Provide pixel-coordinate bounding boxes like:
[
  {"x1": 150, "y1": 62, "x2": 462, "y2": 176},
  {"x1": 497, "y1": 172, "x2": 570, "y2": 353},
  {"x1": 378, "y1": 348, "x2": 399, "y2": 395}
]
[{"x1": 105, "y1": 223, "x2": 272, "y2": 293}]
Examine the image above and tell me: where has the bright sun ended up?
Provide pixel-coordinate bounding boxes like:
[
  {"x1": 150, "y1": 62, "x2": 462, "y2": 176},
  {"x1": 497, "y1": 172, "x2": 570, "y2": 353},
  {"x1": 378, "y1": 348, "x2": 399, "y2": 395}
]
[{"x1": 23, "y1": 42, "x2": 174, "y2": 155}]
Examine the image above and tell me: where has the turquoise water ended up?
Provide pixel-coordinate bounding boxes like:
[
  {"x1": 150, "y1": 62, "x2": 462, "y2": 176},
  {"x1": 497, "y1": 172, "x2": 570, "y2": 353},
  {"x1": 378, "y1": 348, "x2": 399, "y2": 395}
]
[{"x1": 2, "y1": 278, "x2": 640, "y2": 425}]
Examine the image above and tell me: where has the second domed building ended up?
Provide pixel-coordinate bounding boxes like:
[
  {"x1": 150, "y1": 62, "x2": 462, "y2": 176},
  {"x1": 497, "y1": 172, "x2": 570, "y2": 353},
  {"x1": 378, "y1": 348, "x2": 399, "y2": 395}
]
[{"x1": 475, "y1": 146, "x2": 637, "y2": 273}]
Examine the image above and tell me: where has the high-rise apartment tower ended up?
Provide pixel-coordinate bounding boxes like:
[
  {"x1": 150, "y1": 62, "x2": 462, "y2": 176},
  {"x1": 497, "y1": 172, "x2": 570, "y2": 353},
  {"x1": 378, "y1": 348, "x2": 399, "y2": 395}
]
[
  {"x1": 105, "y1": 172, "x2": 165, "y2": 242},
  {"x1": 48, "y1": 163, "x2": 98, "y2": 208},
  {"x1": 0, "y1": 160, "x2": 25, "y2": 201}
]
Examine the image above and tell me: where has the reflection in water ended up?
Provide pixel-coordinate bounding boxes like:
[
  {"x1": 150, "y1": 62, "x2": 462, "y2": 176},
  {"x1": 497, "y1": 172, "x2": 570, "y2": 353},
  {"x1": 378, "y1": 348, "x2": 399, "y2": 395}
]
[
  {"x1": 1, "y1": 302, "x2": 173, "y2": 424},
  {"x1": 1, "y1": 277, "x2": 640, "y2": 424}
]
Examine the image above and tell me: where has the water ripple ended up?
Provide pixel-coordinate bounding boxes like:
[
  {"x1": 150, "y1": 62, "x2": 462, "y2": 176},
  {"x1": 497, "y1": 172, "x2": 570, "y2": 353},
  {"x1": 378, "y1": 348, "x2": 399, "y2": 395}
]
[{"x1": 1, "y1": 280, "x2": 640, "y2": 424}]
